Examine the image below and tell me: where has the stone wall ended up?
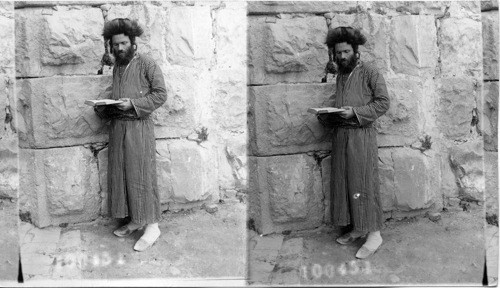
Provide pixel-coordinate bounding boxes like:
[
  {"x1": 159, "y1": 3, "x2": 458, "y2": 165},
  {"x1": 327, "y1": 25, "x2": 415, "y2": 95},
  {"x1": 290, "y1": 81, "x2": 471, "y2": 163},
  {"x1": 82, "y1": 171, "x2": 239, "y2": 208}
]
[
  {"x1": 0, "y1": 2, "x2": 16, "y2": 201},
  {"x1": 248, "y1": 1, "x2": 490, "y2": 234},
  {"x1": 481, "y1": 0, "x2": 499, "y2": 220},
  {"x1": 16, "y1": 1, "x2": 247, "y2": 227}
]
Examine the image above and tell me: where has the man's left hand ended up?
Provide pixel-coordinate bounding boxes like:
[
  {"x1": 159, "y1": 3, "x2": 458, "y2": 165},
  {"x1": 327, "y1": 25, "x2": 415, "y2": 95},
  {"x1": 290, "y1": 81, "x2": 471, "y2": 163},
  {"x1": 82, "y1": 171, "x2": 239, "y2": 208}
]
[
  {"x1": 339, "y1": 106, "x2": 355, "y2": 119},
  {"x1": 116, "y1": 98, "x2": 133, "y2": 111}
]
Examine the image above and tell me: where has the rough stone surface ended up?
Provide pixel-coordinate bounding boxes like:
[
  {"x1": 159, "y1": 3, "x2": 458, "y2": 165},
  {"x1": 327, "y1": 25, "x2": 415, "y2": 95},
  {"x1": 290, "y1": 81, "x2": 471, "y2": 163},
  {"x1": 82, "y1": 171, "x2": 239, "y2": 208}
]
[
  {"x1": 482, "y1": 81, "x2": 498, "y2": 151},
  {"x1": 19, "y1": 147, "x2": 100, "y2": 228},
  {"x1": 484, "y1": 151, "x2": 498, "y2": 216},
  {"x1": 436, "y1": 77, "x2": 478, "y2": 140},
  {"x1": 392, "y1": 148, "x2": 439, "y2": 211},
  {"x1": 248, "y1": 154, "x2": 323, "y2": 234},
  {"x1": 370, "y1": 1, "x2": 448, "y2": 16},
  {"x1": 217, "y1": 135, "x2": 247, "y2": 191},
  {"x1": 321, "y1": 156, "x2": 331, "y2": 223},
  {"x1": 248, "y1": 1, "x2": 361, "y2": 14},
  {"x1": 248, "y1": 15, "x2": 328, "y2": 85},
  {"x1": 16, "y1": 76, "x2": 111, "y2": 148},
  {"x1": 448, "y1": 141, "x2": 485, "y2": 202},
  {"x1": 390, "y1": 15, "x2": 438, "y2": 76},
  {"x1": 97, "y1": 147, "x2": 109, "y2": 216},
  {"x1": 438, "y1": 17, "x2": 483, "y2": 79},
  {"x1": 15, "y1": 6, "x2": 104, "y2": 77},
  {"x1": 482, "y1": 10, "x2": 499, "y2": 80},
  {"x1": 248, "y1": 83, "x2": 335, "y2": 156},
  {"x1": 376, "y1": 78, "x2": 423, "y2": 147},
  {"x1": 0, "y1": 137, "x2": 18, "y2": 200},
  {"x1": 481, "y1": 0, "x2": 499, "y2": 11}
]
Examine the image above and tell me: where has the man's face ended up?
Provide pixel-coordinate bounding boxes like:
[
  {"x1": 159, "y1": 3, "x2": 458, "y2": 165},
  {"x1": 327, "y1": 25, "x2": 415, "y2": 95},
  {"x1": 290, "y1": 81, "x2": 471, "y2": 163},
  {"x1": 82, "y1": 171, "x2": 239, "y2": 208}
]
[
  {"x1": 112, "y1": 33, "x2": 134, "y2": 64},
  {"x1": 334, "y1": 42, "x2": 357, "y2": 73}
]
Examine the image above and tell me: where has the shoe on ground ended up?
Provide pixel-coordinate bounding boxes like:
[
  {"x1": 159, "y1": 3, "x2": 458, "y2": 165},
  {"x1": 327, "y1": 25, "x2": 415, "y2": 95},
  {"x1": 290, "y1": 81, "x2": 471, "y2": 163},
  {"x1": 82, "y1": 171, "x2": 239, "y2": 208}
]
[
  {"x1": 355, "y1": 245, "x2": 379, "y2": 259},
  {"x1": 133, "y1": 226, "x2": 161, "y2": 252},
  {"x1": 113, "y1": 223, "x2": 142, "y2": 237},
  {"x1": 336, "y1": 231, "x2": 366, "y2": 245}
]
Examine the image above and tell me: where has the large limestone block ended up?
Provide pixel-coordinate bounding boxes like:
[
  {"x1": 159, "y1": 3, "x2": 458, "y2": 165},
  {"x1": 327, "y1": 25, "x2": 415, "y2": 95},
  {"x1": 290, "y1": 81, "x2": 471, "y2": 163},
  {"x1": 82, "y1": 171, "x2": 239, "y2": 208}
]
[
  {"x1": 217, "y1": 135, "x2": 248, "y2": 191},
  {"x1": 321, "y1": 155, "x2": 331, "y2": 223},
  {"x1": 161, "y1": 140, "x2": 218, "y2": 203},
  {"x1": 378, "y1": 148, "x2": 396, "y2": 212},
  {"x1": 213, "y1": 2, "x2": 247, "y2": 70},
  {"x1": 484, "y1": 151, "x2": 498, "y2": 216},
  {"x1": 328, "y1": 13, "x2": 389, "y2": 73},
  {"x1": 248, "y1": 154, "x2": 323, "y2": 234},
  {"x1": 436, "y1": 77, "x2": 477, "y2": 140},
  {"x1": 164, "y1": 5, "x2": 213, "y2": 68},
  {"x1": 15, "y1": 6, "x2": 104, "y2": 77},
  {"x1": 16, "y1": 76, "x2": 110, "y2": 148},
  {"x1": 248, "y1": 83, "x2": 335, "y2": 156},
  {"x1": 0, "y1": 4, "x2": 13, "y2": 75},
  {"x1": 153, "y1": 66, "x2": 210, "y2": 139},
  {"x1": 376, "y1": 78, "x2": 423, "y2": 147},
  {"x1": 248, "y1": 1, "x2": 360, "y2": 14},
  {"x1": 19, "y1": 146, "x2": 100, "y2": 228},
  {"x1": 392, "y1": 148, "x2": 440, "y2": 211},
  {"x1": 248, "y1": 15, "x2": 328, "y2": 85},
  {"x1": 482, "y1": 10, "x2": 499, "y2": 80},
  {"x1": 390, "y1": 15, "x2": 438, "y2": 76},
  {"x1": 449, "y1": 141, "x2": 485, "y2": 202},
  {"x1": 105, "y1": 3, "x2": 168, "y2": 64},
  {"x1": 369, "y1": 1, "x2": 448, "y2": 16},
  {"x1": 439, "y1": 17, "x2": 483, "y2": 78},
  {"x1": 0, "y1": 136, "x2": 18, "y2": 199},
  {"x1": 483, "y1": 81, "x2": 498, "y2": 151},
  {"x1": 211, "y1": 69, "x2": 247, "y2": 133}
]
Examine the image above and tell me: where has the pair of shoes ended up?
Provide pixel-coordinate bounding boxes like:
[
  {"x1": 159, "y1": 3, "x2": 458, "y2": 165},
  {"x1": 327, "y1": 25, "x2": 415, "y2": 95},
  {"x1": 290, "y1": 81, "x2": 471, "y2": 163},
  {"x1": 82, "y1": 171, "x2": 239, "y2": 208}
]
[
  {"x1": 336, "y1": 232, "x2": 366, "y2": 245},
  {"x1": 355, "y1": 245, "x2": 378, "y2": 259},
  {"x1": 133, "y1": 226, "x2": 161, "y2": 252},
  {"x1": 113, "y1": 223, "x2": 142, "y2": 237}
]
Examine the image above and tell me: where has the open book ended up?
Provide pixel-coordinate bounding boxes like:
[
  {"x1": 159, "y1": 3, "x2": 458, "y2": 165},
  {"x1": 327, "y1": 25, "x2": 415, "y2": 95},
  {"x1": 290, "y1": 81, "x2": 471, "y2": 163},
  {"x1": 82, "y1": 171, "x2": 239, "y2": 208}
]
[
  {"x1": 84, "y1": 99, "x2": 124, "y2": 106},
  {"x1": 307, "y1": 107, "x2": 346, "y2": 114}
]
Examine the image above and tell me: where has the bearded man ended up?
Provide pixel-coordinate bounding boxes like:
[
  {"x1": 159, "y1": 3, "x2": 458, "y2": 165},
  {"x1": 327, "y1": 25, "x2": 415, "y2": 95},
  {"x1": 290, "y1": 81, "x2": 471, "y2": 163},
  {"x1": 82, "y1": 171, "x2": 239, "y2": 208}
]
[
  {"x1": 317, "y1": 26, "x2": 390, "y2": 259},
  {"x1": 94, "y1": 18, "x2": 167, "y2": 252}
]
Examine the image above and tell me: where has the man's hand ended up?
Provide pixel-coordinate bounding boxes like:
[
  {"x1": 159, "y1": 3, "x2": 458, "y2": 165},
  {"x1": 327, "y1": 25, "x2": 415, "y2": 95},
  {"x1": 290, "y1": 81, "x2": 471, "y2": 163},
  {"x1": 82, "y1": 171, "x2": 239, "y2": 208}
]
[
  {"x1": 116, "y1": 98, "x2": 133, "y2": 111},
  {"x1": 339, "y1": 106, "x2": 355, "y2": 119}
]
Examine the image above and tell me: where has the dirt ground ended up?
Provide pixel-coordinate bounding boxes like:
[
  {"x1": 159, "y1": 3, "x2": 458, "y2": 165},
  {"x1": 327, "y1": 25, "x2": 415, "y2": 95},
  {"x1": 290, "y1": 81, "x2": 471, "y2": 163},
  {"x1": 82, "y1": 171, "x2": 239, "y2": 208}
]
[
  {"x1": 294, "y1": 203, "x2": 485, "y2": 285},
  {"x1": 69, "y1": 200, "x2": 246, "y2": 281},
  {"x1": 0, "y1": 199, "x2": 18, "y2": 282}
]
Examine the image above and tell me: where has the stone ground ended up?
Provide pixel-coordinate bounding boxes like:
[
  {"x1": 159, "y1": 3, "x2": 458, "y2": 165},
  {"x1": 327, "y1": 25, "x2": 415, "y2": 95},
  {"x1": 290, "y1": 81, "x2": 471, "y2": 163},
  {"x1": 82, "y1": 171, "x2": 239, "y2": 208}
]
[
  {"x1": 0, "y1": 198, "x2": 19, "y2": 283},
  {"x1": 18, "y1": 200, "x2": 246, "y2": 286},
  {"x1": 248, "y1": 202, "x2": 497, "y2": 286}
]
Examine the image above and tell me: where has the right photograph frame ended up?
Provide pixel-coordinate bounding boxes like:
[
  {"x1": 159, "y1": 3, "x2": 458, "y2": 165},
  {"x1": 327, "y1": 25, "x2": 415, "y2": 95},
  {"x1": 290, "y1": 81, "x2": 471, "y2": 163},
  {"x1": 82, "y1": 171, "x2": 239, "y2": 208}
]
[{"x1": 246, "y1": 0, "x2": 498, "y2": 286}]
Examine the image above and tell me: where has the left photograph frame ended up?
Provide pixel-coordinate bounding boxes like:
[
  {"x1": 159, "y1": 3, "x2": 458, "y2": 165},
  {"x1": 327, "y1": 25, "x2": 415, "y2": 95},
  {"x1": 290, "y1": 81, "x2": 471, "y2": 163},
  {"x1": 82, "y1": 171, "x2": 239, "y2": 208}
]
[{"x1": 8, "y1": 0, "x2": 248, "y2": 285}]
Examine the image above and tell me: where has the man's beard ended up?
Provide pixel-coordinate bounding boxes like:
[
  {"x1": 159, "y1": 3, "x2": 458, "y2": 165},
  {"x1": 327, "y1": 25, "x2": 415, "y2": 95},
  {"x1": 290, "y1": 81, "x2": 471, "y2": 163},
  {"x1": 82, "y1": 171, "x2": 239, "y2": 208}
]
[
  {"x1": 335, "y1": 53, "x2": 358, "y2": 74},
  {"x1": 113, "y1": 45, "x2": 135, "y2": 66}
]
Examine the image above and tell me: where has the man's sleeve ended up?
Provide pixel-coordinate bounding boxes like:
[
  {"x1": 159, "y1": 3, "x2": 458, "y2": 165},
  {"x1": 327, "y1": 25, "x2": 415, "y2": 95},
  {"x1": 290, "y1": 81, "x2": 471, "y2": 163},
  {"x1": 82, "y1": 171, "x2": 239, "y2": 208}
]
[
  {"x1": 352, "y1": 65, "x2": 390, "y2": 127},
  {"x1": 130, "y1": 58, "x2": 167, "y2": 118}
]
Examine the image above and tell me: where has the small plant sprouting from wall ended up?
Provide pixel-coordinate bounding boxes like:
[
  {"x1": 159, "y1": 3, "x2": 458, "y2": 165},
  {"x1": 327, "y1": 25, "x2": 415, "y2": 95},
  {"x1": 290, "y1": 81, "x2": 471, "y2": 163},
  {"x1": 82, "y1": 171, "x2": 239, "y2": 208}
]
[
  {"x1": 196, "y1": 127, "x2": 209, "y2": 143},
  {"x1": 419, "y1": 135, "x2": 432, "y2": 151}
]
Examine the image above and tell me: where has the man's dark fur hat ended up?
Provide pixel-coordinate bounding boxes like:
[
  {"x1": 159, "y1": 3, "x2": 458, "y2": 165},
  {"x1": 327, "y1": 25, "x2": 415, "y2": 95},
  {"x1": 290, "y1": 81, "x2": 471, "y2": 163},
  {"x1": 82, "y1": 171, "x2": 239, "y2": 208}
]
[
  {"x1": 326, "y1": 26, "x2": 367, "y2": 49},
  {"x1": 102, "y1": 18, "x2": 144, "y2": 40}
]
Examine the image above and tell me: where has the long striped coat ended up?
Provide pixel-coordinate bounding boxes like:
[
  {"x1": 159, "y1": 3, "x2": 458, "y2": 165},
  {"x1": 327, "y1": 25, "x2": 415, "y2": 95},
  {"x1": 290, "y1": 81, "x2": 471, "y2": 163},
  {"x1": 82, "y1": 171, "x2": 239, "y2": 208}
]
[
  {"x1": 319, "y1": 61, "x2": 390, "y2": 232},
  {"x1": 94, "y1": 53, "x2": 167, "y2": 225}
]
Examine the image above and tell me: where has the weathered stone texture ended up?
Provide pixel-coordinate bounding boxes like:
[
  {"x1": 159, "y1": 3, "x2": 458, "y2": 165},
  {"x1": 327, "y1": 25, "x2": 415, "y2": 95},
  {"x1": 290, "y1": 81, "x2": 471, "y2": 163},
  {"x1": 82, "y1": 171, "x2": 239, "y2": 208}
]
[
  {"x1": 436, "y1": 77, "x2": 477, "y2": 140},
  {"x1": 0, "y1": 4, "x2": 14, "y2": 75},
  {"x1": 97, "y1": 147, "x2": 109, "y2": 216},
  {"x1": 481, "y1": 0, "x2": 499, "y2": 11},
  {"x1": 392, "y1": 148, "x2": 440, "y2": 211},
  {"x1": 369, "y1": 1, "x2": 448, "y2": 16},
  {"x1": 390, "y1": 15, "x2": 438, "y2": 76},
  {"x1": 248, "y1": 1, "x2": 361, "y2": 14},
  {"x1": 482, "y1": 10, "x2": 499, "y2": 80},
  {"x1": 211, "y1": 70, "x2": 247, "y2": 133},
  {"x1": 448, "y1": 141, "x2": 485, "y2": 202},
  {"x1": 217, "y1": 136, "x2": 247, "y2": 191},
  {"x1": 0, "y1": 137, "x2": 18, "y2": 199},
  {"x1": 248, "y1": 15, "x2": 328, "y2": 85},
  {"x1": 483, "y1": 81, "x2": 498, "y2": 151},
  {"x1": 484, "y1": 151, "x2": 498, "y2": 216},
  {"x1": 15, "y1": 6, "x2": 104, "y2": 77},
  {"x1": 249, "y1": 154, "x2": 323, "y2": 234},
  {"x1": 248, "y1": 83, "x2": 334, "y2": 156},
  {"x1": 376, "y1": 78, "x2": 423, "y2": 147},
  {"x1": 321, "y1": 155, "x2": 331, "y2": 223},
  {"x1": 439, "y1": 17, "x2": 483, "y2": 78},
  {"x1": 16, "y1": 76, "x2": 110, "y2": 148},
  {"x1": 19, "y1": 147, "x2": 100, "y2": 228}
]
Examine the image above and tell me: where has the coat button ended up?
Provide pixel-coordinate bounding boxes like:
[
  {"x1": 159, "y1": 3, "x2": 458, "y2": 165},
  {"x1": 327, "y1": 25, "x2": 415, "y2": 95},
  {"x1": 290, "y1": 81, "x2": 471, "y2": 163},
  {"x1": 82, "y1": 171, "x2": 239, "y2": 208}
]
[{"x1": 353, "y1": 193, "x2": 360, "y2": 199}]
